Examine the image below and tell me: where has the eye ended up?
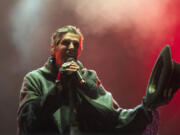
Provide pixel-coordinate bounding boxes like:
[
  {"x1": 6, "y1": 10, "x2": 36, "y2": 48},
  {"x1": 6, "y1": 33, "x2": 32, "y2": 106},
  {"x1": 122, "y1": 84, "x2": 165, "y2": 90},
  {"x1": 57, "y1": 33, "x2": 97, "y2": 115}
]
[
  {"x1": 61, "y1": 40, "x2": 70, "y2": 46},
  {"x1": 73, "y1": 41, "x2": 79, "y2": 48}
]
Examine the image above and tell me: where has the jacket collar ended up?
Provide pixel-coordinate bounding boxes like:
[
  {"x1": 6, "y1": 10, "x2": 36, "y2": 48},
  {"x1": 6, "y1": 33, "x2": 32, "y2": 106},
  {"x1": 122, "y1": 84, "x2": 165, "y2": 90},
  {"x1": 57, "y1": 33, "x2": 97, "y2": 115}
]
[
  {"x1": 39, "y1": 56, "x2": 59, "y2": 80},
  {"x1": 40, "y1": 56, "x2": 84, "y2": 78}
]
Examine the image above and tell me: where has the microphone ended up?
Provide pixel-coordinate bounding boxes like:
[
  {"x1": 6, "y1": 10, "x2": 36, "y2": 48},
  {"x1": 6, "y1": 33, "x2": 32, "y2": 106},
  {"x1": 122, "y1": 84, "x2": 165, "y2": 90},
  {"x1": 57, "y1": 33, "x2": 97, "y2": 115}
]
[{"x1": 66, "y1": 57, "x2": 86, "y2": 84}]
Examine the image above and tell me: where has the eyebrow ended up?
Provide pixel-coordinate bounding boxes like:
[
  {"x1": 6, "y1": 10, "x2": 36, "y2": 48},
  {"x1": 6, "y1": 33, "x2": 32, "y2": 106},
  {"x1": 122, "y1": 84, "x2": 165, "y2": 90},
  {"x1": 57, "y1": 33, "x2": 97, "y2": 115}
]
[
  {"x1": 61, "y1": 39, "x2": 79, "y2": 42},
  {"x1": 61, "y1": 39, "x2": 79, "y2": 46}
]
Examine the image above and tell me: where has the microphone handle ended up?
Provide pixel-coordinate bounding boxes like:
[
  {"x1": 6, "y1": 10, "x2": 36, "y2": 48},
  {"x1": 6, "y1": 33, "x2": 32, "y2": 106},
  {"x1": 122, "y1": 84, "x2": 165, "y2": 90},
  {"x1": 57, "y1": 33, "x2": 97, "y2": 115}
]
[{"x1": 76, "y1": 70, "x2": 86, "y2": 84}]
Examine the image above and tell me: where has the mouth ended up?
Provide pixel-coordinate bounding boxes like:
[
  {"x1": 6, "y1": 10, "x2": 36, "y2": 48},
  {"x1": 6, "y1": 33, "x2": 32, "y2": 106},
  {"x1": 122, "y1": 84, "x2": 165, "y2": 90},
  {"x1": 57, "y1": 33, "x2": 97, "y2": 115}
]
[
  {"x1": 64, "y1": 54, "x2": 76, "y2": 62},
  {"x1": 66, "y1": 54, "x2": 75, "y2": 58}
]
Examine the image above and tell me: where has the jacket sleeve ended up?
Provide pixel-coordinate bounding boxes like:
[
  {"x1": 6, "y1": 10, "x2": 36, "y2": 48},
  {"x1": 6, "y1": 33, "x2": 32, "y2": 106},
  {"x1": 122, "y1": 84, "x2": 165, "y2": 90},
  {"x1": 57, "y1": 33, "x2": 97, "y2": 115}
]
[
  {"x1": 17, "y1": 71, "x2": 65, "y2": 134},
  {"x1": 76, "y1": 69, "x2": 157, "y2": 134}
]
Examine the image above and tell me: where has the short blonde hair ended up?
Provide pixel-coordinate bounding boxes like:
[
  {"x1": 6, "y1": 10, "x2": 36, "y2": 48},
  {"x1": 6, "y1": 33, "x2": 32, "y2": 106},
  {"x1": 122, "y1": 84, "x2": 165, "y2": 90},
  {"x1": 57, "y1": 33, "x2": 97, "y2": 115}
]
[{"x1": 51, "y1": 25, "x2": 84, "y2": 46}]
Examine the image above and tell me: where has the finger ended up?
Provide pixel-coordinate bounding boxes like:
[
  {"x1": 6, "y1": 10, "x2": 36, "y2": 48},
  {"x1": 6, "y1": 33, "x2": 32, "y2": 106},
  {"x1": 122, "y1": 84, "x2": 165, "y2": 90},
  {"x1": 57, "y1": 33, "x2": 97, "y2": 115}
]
[
  {"x1": 69, "y1": 63, "x2": 79, "y2": 67},
  {"x1": 68, "y1": 66, "x2": 79, "y2": 70},
  {"x1": 66, "y1": 69, "x2": 79, "y2": 72},
  {"x1": 69, "y1": 65, "x2": 80, "y2": 70},
  {"x1": 69, "y1": 67, "x2": 80, "y2": 71},
  {"x1": 70, "y1": 61, "x2": 77, "y2": 66}
]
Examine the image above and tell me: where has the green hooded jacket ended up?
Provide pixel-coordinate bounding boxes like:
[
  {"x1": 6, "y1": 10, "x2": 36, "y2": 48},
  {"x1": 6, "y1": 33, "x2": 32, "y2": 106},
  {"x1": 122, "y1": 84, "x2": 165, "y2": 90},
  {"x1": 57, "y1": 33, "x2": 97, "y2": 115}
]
[{"x1": 17, "y1": 57, "x2": 153, "y2": 135}]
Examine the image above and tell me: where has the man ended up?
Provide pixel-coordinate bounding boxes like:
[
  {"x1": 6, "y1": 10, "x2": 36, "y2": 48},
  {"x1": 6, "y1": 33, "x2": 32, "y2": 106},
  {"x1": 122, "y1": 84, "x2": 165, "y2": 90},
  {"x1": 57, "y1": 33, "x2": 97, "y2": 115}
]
[{"x1": 17, "y1": 25, "x2": 167, "y2": 135}]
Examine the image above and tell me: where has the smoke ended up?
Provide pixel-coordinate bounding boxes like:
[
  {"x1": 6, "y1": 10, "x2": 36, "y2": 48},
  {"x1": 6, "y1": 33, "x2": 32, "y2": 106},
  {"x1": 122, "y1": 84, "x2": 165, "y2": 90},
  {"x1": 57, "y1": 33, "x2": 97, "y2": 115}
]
[
  {"x1": 70, "y1": 0, "x2": 175, "y2": 36},
  {"x1": 9, "y1": 0, "x2": 177, "y2": 66},
  {"x1": 7, "y1": 1, "x2": 180, "y2": 134},
  {"x1": 9, "y1": 0, "x2": 46, "y2": 68},
  {"x1": 63, "y1": 0, "x2": 177, "y2": 59}
]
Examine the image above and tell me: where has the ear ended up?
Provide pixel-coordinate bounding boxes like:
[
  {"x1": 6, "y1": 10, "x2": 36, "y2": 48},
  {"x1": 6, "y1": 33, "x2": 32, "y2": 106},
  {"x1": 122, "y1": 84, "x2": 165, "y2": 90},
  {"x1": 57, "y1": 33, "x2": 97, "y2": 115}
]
[
  {"x1": 50, "y1": 43, "x2": 55, "y2": 55},
  {"x1": 77, "y1": 37, "x2": 83, "y2": 57}
]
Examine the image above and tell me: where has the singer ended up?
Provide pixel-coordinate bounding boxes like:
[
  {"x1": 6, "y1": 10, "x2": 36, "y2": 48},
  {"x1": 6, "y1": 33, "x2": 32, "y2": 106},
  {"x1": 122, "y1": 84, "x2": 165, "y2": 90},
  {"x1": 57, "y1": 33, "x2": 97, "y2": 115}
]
[{"x1": 17, "y1": 25, "x2": 162, "y2": 135}]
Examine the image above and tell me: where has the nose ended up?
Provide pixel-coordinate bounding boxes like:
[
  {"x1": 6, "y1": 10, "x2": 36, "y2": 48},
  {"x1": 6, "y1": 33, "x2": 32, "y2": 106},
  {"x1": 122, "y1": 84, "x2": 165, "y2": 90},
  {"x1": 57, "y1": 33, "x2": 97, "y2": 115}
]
[{"x1": 68, "y1": 42, "x2": 74, "y2": 50}]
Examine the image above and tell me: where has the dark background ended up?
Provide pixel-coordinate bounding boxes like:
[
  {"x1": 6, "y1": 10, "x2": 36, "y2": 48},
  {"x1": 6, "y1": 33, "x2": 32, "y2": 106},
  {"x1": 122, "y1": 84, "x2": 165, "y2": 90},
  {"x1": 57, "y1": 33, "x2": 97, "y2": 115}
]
[{"x1": 1, "y1": 0, "x2": 180, "y2": 134}]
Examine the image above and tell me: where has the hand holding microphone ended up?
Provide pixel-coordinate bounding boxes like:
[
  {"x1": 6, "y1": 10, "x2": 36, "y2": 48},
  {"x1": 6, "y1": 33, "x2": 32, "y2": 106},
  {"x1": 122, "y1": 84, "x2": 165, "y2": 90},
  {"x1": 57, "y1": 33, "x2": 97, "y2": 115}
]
[{"x1": 57, "y1": 58, "x2": 85, "y2": 85}]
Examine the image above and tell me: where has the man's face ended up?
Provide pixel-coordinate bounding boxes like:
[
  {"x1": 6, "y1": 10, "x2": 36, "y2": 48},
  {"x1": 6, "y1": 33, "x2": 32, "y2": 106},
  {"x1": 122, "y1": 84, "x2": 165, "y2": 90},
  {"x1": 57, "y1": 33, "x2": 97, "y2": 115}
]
[{"x1": 51, "y1": 32, "x2": 80, "y2": 66}]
